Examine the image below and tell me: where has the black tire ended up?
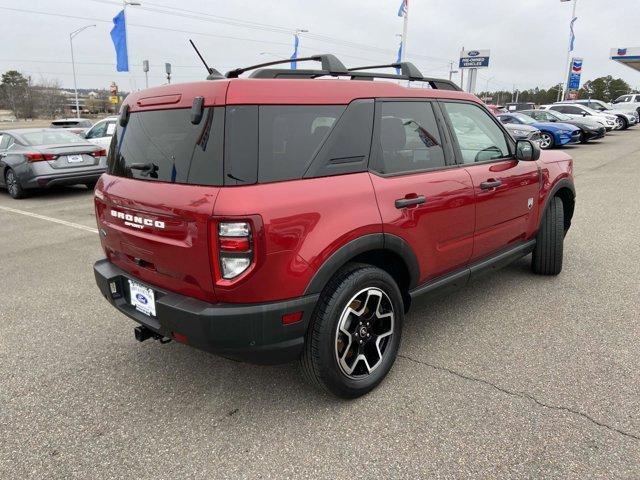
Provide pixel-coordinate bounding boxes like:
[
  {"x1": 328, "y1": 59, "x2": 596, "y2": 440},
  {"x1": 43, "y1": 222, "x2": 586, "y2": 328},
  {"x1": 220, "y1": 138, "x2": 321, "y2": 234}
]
[
  {"x1": 619, "y1": 116, "x2": 628, "y2": 130},
  {"x1": 5, "y1": 168, "x2": 26, "y2": 199},
  {"x1": 300, "y1": 263, "x2": 404, "y2": 398},
  {"x1": 539, "y1": 131, "x2": 555, "y2": 150},
  {"x1": 532, "y1": 196, "x2": 564, "y2": 275}
]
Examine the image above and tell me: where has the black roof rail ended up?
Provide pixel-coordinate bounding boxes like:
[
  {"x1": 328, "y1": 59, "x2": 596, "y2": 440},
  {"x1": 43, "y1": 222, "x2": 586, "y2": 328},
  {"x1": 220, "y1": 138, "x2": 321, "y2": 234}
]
[
  {"x1": 226, "y1": 54, "x2": 348, "y2": 78},
  {"x1": 348, "y1": 62, "x2": 424, "y2": 80}
]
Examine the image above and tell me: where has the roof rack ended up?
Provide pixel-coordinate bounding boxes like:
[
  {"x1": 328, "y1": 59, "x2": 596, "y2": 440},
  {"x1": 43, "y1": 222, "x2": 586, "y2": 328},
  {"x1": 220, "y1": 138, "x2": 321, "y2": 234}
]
[
  {"x1": 223, "y1": 55, "x2": 461, "y2": 91},
  {"x1": 226, "y1": 54, "x2": 348, "y2": 78}
]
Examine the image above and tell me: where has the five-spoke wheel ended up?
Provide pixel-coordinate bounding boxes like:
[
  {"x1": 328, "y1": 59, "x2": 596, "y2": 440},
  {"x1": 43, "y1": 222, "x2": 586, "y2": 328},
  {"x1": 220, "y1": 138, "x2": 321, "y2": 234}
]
[{"x1": 300, "y1": 264, "x2": 403, "y2": 398}]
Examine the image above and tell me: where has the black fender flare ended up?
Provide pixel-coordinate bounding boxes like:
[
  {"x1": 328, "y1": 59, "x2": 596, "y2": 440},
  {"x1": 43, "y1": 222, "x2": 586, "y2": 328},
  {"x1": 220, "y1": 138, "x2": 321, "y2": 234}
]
[
  {"x1": 304, "y1": 233, "x2": 420, "y2": 295},
  {"x1": 540, "y1": 178, "x2": 575, "y2": 229}
]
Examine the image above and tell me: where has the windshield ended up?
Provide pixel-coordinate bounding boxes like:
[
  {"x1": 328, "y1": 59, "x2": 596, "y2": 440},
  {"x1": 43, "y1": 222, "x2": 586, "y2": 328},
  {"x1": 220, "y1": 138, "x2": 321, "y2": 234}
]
[
  {"x1": 581, "y1": 106, "x2": 601, "y2": 115},
  {"x1": 511, "y1": 113, "x2": 536, "y2": 125},
  {"x1": 21, "y1": 130, "x2": 87, "y2": 145},
  {"x1": 546, "y1": 110, "x2": 572, "y2": 121},
  {"x1": 587, "y1": 101, "x2": 607, "y2": 111}
]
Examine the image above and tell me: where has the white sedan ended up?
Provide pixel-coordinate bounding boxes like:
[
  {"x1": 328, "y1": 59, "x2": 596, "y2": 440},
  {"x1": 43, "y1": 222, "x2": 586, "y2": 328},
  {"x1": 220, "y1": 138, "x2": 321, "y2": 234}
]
[
  {"x1": 83, "y1": 116, "x2": 118, "y2": 150},
  {"x1": 540, "y1": 104, "x2": 617, "y2": 131}
]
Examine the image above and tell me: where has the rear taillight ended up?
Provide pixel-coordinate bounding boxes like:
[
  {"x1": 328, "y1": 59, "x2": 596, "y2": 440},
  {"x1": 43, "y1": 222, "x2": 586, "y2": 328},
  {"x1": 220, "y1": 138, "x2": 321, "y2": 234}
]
[
  {"x1": 25, "y1": 153, "x2": 58, "y2": 162},
  {"x1": 212, "y1": 221, "x2": 254, "y2": 280},
  {"x1": 90, "y1": 149, "x2": 107, "y2": 157}
]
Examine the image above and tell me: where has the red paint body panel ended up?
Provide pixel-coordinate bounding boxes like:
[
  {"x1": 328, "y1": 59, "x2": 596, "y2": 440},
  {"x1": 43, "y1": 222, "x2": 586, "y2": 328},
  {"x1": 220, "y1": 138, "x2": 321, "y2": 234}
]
[
  {"x1": 211, "y1": 173, "x2": 382, "y2": 303},
  {"x1": 463, "y1": 159, "x2": 541, "y2": 260},
  {"x1": 95, "y1": 174, "x2": 219, "y2": 303},
  {"x1": 368, "y1": 169, "x2": 475, "y2": 282}
]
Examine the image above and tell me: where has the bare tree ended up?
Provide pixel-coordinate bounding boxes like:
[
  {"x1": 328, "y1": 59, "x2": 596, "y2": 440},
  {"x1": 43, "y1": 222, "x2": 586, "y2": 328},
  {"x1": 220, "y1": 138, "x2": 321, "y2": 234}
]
[{"x1": 33, "y1": 78, "x2": 66, "y2": 118}]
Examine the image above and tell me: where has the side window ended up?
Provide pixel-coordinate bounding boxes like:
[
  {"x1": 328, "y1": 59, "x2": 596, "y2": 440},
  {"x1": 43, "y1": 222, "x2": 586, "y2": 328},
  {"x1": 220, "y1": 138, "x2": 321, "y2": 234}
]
[
  {"x1": 258, "y1": 105, "x2": 344, "y2": 183},
  {"x1": 86, "y1": 121, "x2": 107, "y2": 139},
  {"x1": 371, "y1": 101, "x2": 446, "y2": 175},
  {"x1": 443, "y1": 102, "x2": 510, "y2": 164},
  {"x1": 500, "y1": 115, "x2": 515, "y2": 124},
  {"x1": 5, "y1": 136, "x2": 15, "y2": 150},
  {"x1": 0, "y1": 134, "x2": 5, "y2": 150}
]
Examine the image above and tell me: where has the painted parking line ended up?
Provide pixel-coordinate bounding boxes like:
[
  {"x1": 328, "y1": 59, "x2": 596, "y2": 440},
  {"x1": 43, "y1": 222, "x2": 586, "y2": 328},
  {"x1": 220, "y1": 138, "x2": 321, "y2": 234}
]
[{"x1": 0, "y1": 205, "x2": 98, "y2": 234}]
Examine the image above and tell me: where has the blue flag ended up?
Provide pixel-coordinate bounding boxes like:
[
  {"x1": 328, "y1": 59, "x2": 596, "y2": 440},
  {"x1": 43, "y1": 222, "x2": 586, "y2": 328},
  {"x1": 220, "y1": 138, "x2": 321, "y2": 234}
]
[
  {"x1": 397, "y1": 0, "x2": 408, "y2": 17},
  {"x1": 110, "y1": 10, "x2": 129, "y2": 72},
  {"x1": 290, "y1": 34, "x2": 299, "y2": 70},
  {"x1": 395, "y1": 41, "x2": 403, "y2": 74},
  {"x1": 569, "y1": 16, "x2": 577, "y2": 52}
]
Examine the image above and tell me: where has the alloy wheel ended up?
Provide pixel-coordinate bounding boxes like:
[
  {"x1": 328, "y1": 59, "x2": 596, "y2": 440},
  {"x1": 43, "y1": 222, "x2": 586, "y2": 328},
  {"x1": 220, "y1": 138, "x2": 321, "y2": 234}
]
[
  {"x1": 615, "y1": 117, "x2": 624, "y2": 130},
  {"x1": 539, "y1": 133, "x2": 553, "y2": 149},
  {"x1": 6, "y1": 170, "x2": 18, "y2": 197},
  {"x1": 334, "y1": 287, "x2": 395, "y2": 378}
]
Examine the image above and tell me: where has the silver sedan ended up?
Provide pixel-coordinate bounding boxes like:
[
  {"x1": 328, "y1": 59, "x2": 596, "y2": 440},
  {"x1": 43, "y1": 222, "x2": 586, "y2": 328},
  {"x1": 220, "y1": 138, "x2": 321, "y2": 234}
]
[{"x1": 0, "y1": 128, "x2": 107, "y2": 199}]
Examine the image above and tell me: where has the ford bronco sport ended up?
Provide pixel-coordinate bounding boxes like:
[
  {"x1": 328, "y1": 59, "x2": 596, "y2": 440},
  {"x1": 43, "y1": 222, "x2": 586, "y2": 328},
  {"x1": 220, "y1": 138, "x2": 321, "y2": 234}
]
[{"x1": 93, "y1": 55, "x2": 575, "y2": 398}]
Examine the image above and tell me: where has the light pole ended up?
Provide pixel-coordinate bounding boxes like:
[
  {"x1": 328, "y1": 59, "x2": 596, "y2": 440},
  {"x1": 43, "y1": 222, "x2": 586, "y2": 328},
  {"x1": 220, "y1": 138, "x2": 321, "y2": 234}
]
[
  {"x1": 70, "y1": 24, "x2": 95, "y2": 119},
  {"x1": 560, "y1": 0, "x2": 578, "y2": 101},
  {"x1": 124, "y1": 0, "x2": 142, "y2": 91}
]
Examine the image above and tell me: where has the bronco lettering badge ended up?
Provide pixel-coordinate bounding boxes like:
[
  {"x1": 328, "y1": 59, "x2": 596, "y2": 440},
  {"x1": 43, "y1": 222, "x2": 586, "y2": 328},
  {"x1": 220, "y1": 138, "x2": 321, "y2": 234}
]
[{"x1": 110, "y1": 209, "x2": 165, "y2": 229}]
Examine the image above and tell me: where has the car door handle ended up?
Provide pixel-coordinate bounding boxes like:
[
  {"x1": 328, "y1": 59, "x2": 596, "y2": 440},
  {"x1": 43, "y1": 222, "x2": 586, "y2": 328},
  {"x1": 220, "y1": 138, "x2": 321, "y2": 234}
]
[
  {"x1": 480, "y1": 179, "x2": 502, "y2": 190},
  {"x1": 395, "y1": 195, "x2": 426, "y2": 209}
]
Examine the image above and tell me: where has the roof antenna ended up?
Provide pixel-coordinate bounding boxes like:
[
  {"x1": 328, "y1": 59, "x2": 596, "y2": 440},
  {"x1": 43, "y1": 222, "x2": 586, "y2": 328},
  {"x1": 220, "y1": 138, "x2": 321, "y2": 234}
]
[{"x1": 189, "y1": 39, "x2": 224, "y2": 80}]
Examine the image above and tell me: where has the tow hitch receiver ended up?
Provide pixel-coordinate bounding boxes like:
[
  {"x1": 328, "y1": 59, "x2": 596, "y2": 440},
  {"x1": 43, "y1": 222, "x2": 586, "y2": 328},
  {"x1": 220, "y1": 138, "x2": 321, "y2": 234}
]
[{"x1": 134, "y1": 325, "x2": 171, "y2": 344}]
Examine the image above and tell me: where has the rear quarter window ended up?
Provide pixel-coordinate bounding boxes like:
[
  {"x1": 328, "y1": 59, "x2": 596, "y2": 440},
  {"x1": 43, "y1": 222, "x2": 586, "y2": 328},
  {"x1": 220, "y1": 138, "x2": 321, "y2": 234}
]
[{"x1": 257, "y1": 105, "x2": 345, "y2": 182}]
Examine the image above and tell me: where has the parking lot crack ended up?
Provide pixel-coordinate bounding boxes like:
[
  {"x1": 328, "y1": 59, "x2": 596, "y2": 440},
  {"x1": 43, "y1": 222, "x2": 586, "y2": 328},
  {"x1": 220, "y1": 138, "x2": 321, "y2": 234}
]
[{"x1": 398, "y1": 353, "x2": 640, "y2": 442}]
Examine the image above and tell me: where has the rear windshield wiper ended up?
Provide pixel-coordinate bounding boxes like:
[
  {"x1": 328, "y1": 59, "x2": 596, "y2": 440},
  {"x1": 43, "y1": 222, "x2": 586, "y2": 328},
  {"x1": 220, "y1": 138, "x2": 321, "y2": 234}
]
[{"x1": 129, "y1": 162, "x2": 158, "y2": 171}]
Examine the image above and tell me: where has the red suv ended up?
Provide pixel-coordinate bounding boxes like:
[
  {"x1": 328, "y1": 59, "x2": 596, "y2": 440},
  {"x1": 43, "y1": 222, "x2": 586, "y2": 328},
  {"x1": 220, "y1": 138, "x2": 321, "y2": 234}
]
[{"x1": 94, "y1": 55, "x2": 575, "y2": 398}]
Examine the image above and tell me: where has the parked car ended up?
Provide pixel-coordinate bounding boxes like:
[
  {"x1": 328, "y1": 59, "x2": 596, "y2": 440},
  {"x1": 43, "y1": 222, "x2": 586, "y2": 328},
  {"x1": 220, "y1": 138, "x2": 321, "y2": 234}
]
[
  {"x1": 486, "y1": 105, "x2": 541, "y2": 144},
  {"x1": 83, "y1": 116, "x2": 118, "y2": 149},
  {"x1": 93, "y1": 55, "x2": 575, "y2": 398},
  {"x1": 539, "y1": 104, "x2": 617, "y2": 131},
  {"x1": 611, "y1": 93, "x2": 640, "y2": 118},
  {"x1": 503, "y1": 123, "x2": 542, "y2": 144},
  {"x1": 497, "y1": 112, "x2": 581, "y2": 149},
  {"x1": 557, "y1": 100, "x2": 637, "y2": 130},
  {"x1": 521, "y1": 109, "x2": 606, "y2": 143},
  {"x1": 0, "y1": 128, "x2": 107, "y2": 199},
  {"x1": 50, "y1": 118, "x2": 93, "y2": 136},
  {"x1": 504, "y1": 102, "x2": 535, "y2": 112}
]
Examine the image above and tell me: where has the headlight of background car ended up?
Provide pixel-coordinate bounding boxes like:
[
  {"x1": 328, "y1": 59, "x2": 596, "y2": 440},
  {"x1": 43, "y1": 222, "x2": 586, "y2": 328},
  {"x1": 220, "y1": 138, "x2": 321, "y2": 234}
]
[{"x1": 511, "y1": 129, "x2": 528, "y2": 136}]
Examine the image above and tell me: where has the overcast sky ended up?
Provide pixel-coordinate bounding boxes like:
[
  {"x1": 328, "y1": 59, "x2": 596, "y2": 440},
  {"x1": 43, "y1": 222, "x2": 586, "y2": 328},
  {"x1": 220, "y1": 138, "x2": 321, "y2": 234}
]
[{"x1": 0, "y1": 0, "x2": 638, "y2": 92}]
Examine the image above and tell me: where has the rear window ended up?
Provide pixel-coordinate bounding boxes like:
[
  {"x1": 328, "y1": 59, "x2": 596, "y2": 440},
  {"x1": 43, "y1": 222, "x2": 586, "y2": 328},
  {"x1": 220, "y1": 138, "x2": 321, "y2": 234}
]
[
  {"x1": 108, "y1": 108, "x2": 224, "y2": 186},
  {"x1": 51, "y1": 121, "x2": 79, "y2": 128},
  {"x1": 22, "y1": 130, "x2": 86, "y2": 145}
]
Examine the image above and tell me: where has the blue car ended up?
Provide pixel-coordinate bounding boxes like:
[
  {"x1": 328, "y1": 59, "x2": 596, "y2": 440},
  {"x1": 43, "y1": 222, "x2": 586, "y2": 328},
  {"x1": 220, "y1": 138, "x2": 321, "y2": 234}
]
[{"x1": 497, "y1": 112, "x2": 581, "y2": 150}]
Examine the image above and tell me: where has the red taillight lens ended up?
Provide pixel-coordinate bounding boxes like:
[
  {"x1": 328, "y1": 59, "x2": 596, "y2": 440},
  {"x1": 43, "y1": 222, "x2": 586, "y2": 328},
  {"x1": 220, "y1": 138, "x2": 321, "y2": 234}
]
[
  {"x1": 209, "y1": 220, "x2": 255, "y2": 282},
  {"x1": 25, "y1": 152, "x2": 58, "y2": 162},
  {"x1": 91, "y1": 149, "x2": 107, "y2": 157},
  {"x1": 219, "y1": 236, "x2": 250, "y2": 252}
]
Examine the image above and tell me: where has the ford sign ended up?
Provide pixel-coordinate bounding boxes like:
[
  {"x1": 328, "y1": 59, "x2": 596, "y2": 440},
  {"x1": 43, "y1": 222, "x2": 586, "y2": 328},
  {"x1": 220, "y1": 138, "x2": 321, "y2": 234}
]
[
  {"x1": 136, "y1": 293, "x2": 148, "y2": 304},
  {"x1": 468, "y1": 51, "x2": 480, "y2": 56}
]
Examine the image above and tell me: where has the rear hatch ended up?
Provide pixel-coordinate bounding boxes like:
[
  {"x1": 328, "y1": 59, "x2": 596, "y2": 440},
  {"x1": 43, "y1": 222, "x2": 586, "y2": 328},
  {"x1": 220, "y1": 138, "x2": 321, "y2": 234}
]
[{"x1": 95, "y1": 89, "x2": 226, "y2": 303}]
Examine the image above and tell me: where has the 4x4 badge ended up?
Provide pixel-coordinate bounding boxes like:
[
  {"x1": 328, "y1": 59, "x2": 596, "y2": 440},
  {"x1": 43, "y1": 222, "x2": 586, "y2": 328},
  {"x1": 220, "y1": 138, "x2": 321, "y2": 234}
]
[{"x1": 528, "y1": 198, "x2": 534, "y2": 210}]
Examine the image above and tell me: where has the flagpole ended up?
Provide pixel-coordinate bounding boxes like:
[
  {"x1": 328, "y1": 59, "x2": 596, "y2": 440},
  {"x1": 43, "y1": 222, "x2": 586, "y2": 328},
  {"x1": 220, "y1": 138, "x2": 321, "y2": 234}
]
[
  {"x1": 400, "y1": 2, "x2": 409, "y2": 63},
  {"x1": 560, "y1": 0, "x2": 578, "y2": 101}
]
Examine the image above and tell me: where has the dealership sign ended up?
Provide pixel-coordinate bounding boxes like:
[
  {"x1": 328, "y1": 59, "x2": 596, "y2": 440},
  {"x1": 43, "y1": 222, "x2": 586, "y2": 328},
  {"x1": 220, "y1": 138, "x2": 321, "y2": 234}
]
[
  {"x1": 459, "y1": 49, "x2": 490, "y2": 69},
  {"x1": 567, "y1": 57, "x2": 583, "y2": 90}
]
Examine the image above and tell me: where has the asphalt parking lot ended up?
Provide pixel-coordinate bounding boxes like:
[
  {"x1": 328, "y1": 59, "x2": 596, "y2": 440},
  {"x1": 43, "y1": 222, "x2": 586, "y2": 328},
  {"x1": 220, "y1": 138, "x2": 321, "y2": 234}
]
[{"x1": 1, "y1": 131, "x2": 639, "y2": 479}]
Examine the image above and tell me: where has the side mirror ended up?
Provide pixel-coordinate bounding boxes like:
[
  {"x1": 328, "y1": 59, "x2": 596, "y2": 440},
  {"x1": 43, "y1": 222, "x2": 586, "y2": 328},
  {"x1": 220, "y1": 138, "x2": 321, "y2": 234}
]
[
  {"x1": 582, "y1": 112, "x2": 588, "y2": 117},
  {"x1": 549, "y1": 118, "x2": 557, "y2": 122},
  {"x1": 515, "y1": 139, "x2": 540, "y2": 162}
]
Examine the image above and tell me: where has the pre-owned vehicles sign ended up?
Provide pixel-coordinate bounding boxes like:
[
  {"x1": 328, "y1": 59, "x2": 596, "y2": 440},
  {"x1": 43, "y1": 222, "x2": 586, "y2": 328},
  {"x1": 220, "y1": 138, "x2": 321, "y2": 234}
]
[{"x1": 459, "y1": 49, "x2": 490, "y2": 69}]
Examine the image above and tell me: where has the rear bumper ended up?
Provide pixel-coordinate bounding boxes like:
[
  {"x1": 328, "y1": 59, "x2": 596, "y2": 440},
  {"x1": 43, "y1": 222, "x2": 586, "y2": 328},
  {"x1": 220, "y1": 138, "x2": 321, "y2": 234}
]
[
  {"x1": 94, "y1": 258, "x2": 318, "y2": 365},
  {"x1": 25, "y1": 169, "x2": 105, "y2": 189}
]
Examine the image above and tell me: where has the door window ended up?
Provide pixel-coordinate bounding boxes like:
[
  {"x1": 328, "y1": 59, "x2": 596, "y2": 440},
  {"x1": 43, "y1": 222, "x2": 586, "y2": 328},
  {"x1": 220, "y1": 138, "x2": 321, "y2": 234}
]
[
  {"x1": 372, "y1": 101, "x2": 446, "y2": 175},
  {"x1": 443, "y1": 102, "x2": 510, "y2": 164},
  {"x1": 85, "y1": 121, "x2": 107, "y2": 139}
]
